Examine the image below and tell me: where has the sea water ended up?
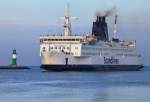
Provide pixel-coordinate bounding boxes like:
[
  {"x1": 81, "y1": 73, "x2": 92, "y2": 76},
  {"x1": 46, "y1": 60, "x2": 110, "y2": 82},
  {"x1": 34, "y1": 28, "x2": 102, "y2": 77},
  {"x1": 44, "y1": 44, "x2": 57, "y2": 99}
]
[{"x1": 0, "y1": 66, "x2": 150, "y2": 102}]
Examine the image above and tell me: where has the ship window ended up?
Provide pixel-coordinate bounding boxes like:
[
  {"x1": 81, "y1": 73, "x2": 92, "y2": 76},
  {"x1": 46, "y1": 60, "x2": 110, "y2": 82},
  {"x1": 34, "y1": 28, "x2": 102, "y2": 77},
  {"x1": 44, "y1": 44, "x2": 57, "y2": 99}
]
[
  {"x1": 75, "y1": 47, "x2": 78, "y2": 49},
  {"x1": 40, "y1": 39, "x2": 43, "y2": 43},
  {"x1": 42, "y1": 47, "x2": 46, "y2": 52},
  {"x1": 80, "y1": 39, "x2": 83, "y2": 42},
  {"x1": 44, "y1": 39, "x2": 47, "y2": 41},
  {"x1": 67, "y1": 47, "x2": 70, "y2": 50},
  {"x1": 75, "y1": 52, "x2": 78, "y2": 55}
]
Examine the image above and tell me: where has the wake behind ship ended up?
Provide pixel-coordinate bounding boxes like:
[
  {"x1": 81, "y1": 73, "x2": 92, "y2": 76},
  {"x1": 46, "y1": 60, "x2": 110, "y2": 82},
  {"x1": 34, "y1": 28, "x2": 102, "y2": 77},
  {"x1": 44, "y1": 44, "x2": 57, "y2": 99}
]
[{"x1": 40, "y1": 7, "x2": 143, "y2": 71}]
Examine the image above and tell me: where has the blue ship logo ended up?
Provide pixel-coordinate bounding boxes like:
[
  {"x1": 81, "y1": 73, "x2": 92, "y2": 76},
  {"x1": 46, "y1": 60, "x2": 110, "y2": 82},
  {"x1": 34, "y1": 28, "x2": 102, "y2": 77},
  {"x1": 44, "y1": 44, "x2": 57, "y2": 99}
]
[{"x1": 104, "y1": 57, "x2": 119, "y2": 64}]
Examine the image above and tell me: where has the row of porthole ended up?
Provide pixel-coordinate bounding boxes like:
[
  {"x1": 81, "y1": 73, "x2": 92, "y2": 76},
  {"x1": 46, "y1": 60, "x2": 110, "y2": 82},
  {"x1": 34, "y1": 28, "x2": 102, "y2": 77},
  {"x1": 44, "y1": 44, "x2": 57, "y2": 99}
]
[
  {"x1": 82, "y1": 47, "x2": 134, "y2": 52},
  {"x1": 42, "y1": 46, "x2": 79, "y2": 51},
  {"x1": 50, "y1": 46, "x2": 70, "y2": 50},
  {"x1": 41, "y1": 39, "x2": 82, "y2": 42},
  {"x1": 82, "y1": 52, "x2": 138, "y2": 57}
]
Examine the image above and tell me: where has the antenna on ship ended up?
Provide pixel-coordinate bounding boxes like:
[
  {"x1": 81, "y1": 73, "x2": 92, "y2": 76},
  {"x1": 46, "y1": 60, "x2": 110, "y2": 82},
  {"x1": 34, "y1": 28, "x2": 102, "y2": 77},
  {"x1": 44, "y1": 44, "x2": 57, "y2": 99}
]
[
  {"x1": 112, "y1": 14, "x2": 119, "y2": 42},
  {"x1": 66, "y1": 3, "x2": 70, "y2": 17},
  {"x1": 64, "y1": 3, "x2": 72, "y2": 36},
  {"x1": 60, "y1": 4, "x2": 78, "y2": 36}
]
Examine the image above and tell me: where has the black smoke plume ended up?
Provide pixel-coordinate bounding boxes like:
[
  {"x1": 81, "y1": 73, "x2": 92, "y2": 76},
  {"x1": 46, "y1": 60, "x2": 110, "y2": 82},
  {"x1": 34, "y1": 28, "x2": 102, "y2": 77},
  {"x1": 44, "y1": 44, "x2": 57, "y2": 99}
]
[{"x1": 96, "y1": 7, "x2": 117, "y2": 17}]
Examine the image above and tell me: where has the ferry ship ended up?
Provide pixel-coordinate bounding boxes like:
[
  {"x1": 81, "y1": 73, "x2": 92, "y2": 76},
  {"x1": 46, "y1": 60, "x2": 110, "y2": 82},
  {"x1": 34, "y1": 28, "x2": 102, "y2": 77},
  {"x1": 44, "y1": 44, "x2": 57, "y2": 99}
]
[{"x1": 40, "y1": 8, "x2": 143, "y2": 71}]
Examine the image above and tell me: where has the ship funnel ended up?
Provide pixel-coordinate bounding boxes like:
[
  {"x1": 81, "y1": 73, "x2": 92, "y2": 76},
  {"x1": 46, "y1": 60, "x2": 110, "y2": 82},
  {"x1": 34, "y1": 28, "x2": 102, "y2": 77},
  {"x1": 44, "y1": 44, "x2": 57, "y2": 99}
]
[{"x1": 92, "y1": 15, "x2": 109, "y2": 41}]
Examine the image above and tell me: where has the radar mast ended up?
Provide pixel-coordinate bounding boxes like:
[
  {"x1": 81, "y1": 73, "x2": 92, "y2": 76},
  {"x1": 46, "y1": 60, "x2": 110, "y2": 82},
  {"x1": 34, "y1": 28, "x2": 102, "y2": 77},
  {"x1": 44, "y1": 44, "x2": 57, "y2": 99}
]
[{"x1": 64, "y1": 4, "x2": 72, "y2": 36}]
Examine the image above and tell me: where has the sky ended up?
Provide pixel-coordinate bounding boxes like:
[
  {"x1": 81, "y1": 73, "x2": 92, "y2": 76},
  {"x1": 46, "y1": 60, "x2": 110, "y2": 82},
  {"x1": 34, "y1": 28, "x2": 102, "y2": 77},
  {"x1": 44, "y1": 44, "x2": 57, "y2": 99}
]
[{"x1": 0, "y1": 0, "x2": 150, "y2": 66}]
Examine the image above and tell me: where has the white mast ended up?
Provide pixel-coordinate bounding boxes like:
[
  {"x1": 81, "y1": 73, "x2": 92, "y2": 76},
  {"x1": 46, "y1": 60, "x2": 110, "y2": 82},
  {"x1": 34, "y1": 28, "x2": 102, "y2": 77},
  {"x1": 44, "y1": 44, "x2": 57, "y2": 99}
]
[
  {"x1": 64, "y1": 4, "x2": 72, "y2": 36},
  {"x1": 113, "y1": 15, "x2": 118, "y2": 39}
]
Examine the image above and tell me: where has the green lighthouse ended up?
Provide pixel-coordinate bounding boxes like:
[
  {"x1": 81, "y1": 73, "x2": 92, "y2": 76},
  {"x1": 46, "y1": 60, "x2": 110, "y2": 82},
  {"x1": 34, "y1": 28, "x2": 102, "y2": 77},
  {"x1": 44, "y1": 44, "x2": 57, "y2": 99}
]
[{"x1": 12, "y1": 49, "x2": 17, "y2": 66}]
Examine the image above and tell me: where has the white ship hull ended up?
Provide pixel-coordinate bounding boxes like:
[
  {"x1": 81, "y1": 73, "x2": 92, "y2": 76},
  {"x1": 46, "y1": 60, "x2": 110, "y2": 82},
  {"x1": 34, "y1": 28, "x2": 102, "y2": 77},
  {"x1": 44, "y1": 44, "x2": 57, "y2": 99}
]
[{"x1": 40, "y1": 52, "x2": 143, "y2": 71}]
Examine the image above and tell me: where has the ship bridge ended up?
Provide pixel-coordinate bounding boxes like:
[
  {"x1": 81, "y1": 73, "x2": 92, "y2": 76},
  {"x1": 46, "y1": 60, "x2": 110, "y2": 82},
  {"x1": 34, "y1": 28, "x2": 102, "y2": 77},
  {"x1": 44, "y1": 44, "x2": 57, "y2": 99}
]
[{"x1": 40, "y1": 35, "x2": 85, "y2": 57}]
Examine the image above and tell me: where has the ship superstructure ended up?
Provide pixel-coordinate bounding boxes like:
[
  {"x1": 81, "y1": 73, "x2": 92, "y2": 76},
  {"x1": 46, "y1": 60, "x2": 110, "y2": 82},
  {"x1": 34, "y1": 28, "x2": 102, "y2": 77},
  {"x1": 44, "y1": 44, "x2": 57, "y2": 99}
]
[{"x1": 40, "y1": 8, "x2": 143, "y2": 71}]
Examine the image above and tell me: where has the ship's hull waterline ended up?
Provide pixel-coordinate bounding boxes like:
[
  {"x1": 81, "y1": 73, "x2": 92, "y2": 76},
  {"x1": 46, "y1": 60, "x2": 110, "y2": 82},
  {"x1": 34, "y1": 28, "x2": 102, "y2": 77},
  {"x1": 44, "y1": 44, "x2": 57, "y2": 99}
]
[{"x1": 41, "y1": 64, "x2": 143, "y2": 71}]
